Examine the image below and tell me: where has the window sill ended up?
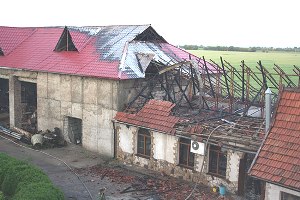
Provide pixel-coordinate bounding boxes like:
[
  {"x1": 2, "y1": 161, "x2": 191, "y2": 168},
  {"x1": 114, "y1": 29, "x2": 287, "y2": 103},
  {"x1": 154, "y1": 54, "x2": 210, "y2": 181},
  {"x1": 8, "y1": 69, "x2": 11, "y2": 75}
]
[
  {"x1": 178, "y1": 164, "x2": 194, "y2": 170},
  {"x1": 135, "y1": 154, "x2": 150, "y2": 159},
  {"x1": 207, "y1": 172, "x2": 226, "y2": 179}
]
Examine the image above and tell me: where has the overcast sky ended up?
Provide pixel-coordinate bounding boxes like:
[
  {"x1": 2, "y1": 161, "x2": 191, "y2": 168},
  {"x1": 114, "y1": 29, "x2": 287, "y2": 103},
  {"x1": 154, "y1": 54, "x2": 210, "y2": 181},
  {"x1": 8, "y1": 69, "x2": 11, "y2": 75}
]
[{"x1": 2, "y1": 0, "x2": 299, "y2": 48}]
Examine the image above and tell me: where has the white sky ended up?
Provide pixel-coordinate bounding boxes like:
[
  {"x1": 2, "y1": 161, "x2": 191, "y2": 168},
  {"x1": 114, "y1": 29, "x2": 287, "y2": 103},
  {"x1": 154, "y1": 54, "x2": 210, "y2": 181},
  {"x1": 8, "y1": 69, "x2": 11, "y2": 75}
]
[{"x1": 2, "y1": 0, "x2": 299, "y2": 48}]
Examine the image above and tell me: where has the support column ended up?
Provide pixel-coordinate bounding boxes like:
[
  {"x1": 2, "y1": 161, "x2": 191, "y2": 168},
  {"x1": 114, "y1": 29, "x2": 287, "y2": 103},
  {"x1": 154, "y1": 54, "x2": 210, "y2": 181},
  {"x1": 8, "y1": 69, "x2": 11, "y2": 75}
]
[{"x1": 9, "y1": 76, "x2": 22, "y2": 128}]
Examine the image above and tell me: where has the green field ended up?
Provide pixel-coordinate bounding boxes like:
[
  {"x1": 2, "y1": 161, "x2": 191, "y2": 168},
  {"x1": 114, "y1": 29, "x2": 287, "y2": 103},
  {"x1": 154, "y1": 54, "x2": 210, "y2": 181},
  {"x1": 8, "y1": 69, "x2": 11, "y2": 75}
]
[
  {"x1": 188, "y1": 49, "x2": 300, "y2": 91},
  {"x1": 189, "y1": 49, "x2": 300, "y2": 74}
]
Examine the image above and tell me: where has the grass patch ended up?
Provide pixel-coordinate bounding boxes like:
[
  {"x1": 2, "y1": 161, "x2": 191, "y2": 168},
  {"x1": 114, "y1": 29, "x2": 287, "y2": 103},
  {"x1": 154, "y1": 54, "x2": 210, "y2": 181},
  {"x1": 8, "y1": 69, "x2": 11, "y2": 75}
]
[
  {"x1": 189, "y1": 49, "x2": 300, "y2": 71},
  {"x1": 0, "y1": 153, "x2": 63, "y2": 200}
]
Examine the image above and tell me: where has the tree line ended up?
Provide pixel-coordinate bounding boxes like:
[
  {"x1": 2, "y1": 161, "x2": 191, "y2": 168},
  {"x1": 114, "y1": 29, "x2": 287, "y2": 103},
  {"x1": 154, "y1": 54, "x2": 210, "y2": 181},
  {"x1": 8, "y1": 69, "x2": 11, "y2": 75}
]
[{"x1": 179, "y1": 45, "x2": 300, "y2": 52}]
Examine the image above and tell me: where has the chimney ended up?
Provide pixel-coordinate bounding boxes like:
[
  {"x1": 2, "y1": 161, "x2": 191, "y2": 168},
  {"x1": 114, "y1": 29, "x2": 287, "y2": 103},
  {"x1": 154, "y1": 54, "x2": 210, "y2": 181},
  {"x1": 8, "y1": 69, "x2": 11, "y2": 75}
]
[{"x1": 265, "y1": 88, "x2": 272, "y2": 132}]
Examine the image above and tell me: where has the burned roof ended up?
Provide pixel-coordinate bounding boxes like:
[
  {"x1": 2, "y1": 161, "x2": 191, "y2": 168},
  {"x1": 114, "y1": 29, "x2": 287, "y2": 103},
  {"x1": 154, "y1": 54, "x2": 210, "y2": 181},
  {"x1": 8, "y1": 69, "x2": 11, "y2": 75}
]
[
  {"x1": 114, "y1": 98, "x2": 265, "y2": 153},
  {"x1": 0, "y1": 25, "x2": 215, "y2": 80},
  {"x1": 249, "y1": 87, "x2": 300, "y2": 191}
]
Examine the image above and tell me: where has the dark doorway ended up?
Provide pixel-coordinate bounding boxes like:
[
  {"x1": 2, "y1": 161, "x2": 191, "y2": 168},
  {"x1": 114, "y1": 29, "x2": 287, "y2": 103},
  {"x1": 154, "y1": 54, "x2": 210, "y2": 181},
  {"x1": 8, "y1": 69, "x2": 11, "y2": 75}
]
[
  {"x1": 64, "y1": 117, "x2": 82, "y2": 145},
  {"x1": 20, "y1": 81, "x2": 37, "y2": 133},
  {"x1": 239, "y1": 153, "x2": 264, "y2": 200},
  {"x1": 0, "y1": 78, "x2": 9, "y2": 126}
]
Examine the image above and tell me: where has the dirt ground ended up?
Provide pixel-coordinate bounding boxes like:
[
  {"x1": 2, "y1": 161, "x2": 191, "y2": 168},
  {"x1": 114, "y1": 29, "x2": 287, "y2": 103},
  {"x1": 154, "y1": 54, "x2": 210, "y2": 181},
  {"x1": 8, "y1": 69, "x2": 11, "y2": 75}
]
[{"x1": 0, "y1": 133, "x2": 239, "y2": 200}]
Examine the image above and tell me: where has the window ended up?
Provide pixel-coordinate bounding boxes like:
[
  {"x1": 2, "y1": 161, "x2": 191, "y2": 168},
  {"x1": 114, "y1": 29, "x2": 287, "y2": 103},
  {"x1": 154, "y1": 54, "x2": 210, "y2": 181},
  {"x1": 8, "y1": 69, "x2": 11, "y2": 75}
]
[
  {"x1": 137, "y1": 128, "x2": 151, "y2": 158},
  {"x1": 209, "y1": 145, "x2": 227, "y2": 177},
  {"x1": 281, "y1": 192, "x2": 300, "y2": 200},
  {"x1": 179, "y1": 138, "x2": 194, "y2": 168}
]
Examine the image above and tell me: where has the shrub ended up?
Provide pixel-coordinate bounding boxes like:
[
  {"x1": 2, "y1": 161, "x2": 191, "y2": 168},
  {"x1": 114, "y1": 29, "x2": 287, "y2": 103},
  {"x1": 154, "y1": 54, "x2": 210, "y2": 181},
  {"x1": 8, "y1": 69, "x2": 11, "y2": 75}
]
[
  {"x1": 0, "y1": 191, "x2": 4, "y2": 200},
  {"x1": 0, "y1": 153, "x2": 23, "y2": 186},
  {"x1": 1, "y1": 163, "x2": 31, "y2": 195},
  {"x1": 0, "y1": 153, "x2": 64, "y2": 199},
  {"x1": 12, "y1": 182, "x2": 64, "y2": 200}
]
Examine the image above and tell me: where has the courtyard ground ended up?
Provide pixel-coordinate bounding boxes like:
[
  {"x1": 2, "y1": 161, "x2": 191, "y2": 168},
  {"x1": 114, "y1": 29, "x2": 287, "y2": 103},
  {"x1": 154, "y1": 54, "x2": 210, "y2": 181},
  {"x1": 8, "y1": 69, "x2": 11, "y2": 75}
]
[{"x1": 0, "y1": 133, "x2": 239, "y2": 200}]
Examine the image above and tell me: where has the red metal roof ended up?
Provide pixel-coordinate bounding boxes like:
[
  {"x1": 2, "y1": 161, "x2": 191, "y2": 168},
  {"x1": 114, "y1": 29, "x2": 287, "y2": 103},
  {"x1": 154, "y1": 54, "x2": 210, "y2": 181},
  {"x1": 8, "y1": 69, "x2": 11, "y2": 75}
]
[
  {"x1": 0, "y1": 26, "x2": 216, "y2": 80},
  {"x1": 249, "y1": 87, "x2": 300, "y2": 191},
  {"x1": 114, "y1": 99, "x2": 179, "y2": 134}
]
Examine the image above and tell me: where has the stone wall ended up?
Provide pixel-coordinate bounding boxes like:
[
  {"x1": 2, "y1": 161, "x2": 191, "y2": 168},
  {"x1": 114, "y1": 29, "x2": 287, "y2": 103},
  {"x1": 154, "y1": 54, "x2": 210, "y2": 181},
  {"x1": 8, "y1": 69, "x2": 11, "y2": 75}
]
[{"x1": 116, "y1": 123, "x2": 242, "y2": 193}]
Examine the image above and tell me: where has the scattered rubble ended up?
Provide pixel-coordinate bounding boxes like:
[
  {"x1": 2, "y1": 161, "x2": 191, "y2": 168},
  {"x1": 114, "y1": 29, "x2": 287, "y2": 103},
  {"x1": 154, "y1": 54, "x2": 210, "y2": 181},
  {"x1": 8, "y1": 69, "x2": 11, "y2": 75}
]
[
  {"x1": 0, "y1": 125, "x2": 66, "y2": 149},
  {"x1": 75, "y1": 164, "x2": 235, "y2": 200}
]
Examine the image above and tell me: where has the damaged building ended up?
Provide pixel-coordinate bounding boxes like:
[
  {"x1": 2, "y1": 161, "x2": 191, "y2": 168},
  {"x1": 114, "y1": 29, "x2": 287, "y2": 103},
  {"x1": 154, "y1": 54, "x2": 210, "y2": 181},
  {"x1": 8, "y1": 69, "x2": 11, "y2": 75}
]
[
  {"x1": 0, "y1": 25, "x2": 215, "y2": 157},
  {"x1": 1, "y1": 24, "x2": 299, "y2": 199},
  {"x1": 112, "y1": 43, "x2": 300, "y2": 197}
]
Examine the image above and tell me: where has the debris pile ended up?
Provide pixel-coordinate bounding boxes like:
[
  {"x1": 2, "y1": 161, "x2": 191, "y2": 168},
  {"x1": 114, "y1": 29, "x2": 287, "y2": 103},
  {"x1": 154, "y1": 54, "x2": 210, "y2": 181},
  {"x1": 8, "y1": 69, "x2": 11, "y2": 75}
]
[
  {"x1": 79, "y1": 164, "x2": 235, "y2": 200},
  {"x1": 0, "y1": 125, "x2": 66, "y2": 149}
]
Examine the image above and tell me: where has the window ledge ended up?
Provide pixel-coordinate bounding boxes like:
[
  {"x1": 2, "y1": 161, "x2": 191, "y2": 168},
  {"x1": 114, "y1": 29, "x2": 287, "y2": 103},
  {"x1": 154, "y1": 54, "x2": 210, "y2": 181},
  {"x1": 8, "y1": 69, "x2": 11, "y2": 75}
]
[
  {"x1": 207, "y1": 172, "x2": 226, "y2": 180},
  {"x1": 178, "y1": 164, "x2": 194, "y2": 170},
  {"x1": 135, "y1": 153, "x2": 150, "y2": 159}
]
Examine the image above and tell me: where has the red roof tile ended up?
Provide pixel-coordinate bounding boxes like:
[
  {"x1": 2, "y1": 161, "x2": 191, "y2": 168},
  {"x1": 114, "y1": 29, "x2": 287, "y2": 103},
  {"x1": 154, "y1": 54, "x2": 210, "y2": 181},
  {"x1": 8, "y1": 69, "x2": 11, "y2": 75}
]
[
  {"x1": 114, "y1": 99, "x2": 179, "y2": 134},
  {"x1": 249, "y1": 88, "x2": 300, "y2": 192},
  {"x1": 0, "y1": 26, "x2": 215, "y2": 80}
]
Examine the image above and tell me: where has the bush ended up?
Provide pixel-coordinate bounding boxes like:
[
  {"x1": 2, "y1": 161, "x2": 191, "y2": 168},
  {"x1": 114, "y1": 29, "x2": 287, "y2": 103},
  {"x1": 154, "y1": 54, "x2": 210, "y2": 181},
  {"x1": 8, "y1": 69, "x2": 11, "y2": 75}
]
[
  {"x1": 0, "y1": 153, "x2": 24, "y2": 185},
  {"x1": 12, "y1": 182, "x2": 64, "y2": 200},
  {"x1": 0, "y1": 191, "x2": 4, "y2": 200},
  {"x1": 0, "y1": 153, "x2": 64, "y2": 200}
]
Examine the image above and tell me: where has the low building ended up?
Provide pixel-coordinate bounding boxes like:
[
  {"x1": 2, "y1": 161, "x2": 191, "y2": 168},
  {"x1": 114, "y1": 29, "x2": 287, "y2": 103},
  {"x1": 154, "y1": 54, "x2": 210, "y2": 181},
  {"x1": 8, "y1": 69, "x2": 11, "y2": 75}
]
[
  {"x1": 114, "y1": 98, "x2": 266, "y2": 196},
  {"x1": 249, "y1": 87, "x2": 300, "y2": 200}
]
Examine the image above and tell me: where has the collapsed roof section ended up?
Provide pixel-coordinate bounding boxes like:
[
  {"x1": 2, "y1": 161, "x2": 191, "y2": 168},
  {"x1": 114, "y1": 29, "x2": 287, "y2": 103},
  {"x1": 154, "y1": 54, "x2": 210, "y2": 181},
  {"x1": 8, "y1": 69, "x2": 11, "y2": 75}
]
[
  {"x1": 0, "y1": 25, "x2": 214, "y2": 79},
  {"x1": 115, "y1": 98, "x2": 265, "y2": 153}
]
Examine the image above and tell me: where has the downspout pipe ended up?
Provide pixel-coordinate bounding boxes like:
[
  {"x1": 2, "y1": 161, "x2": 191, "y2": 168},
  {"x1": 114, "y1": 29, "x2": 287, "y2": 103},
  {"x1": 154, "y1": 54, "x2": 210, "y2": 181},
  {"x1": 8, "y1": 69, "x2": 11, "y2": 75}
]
[{"x1": 265, "y1": 88, "x2": 272, "y2": 132}]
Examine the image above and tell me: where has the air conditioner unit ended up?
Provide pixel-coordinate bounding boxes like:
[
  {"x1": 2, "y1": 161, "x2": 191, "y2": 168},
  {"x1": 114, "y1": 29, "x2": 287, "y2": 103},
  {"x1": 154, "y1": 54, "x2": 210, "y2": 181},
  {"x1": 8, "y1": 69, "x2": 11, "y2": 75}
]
[{"x1": 190, "y1": 140, "x2": 205, "y2": 155}]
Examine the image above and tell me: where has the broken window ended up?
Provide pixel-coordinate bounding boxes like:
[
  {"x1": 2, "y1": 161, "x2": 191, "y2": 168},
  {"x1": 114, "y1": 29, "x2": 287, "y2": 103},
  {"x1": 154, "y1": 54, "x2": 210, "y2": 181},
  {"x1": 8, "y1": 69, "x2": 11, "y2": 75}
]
[
  {"x1": 209, "y1": 145, "x2": 227, "y2": 177},
  {"x1": 179, "y1": 138, "x2": 194, "y2": 168},
  {"x1": 137, "y1": 128, "x2": 151, "y2": 158},
  {"x1": 281, "y1": 192, "x2": 300, "y2": 200}
]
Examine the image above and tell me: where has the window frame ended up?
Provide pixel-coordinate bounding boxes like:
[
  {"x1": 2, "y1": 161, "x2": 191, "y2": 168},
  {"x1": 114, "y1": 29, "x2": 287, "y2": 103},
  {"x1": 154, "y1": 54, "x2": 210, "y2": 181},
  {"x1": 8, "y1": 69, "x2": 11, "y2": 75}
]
[
  {"x1": 208, "y1": 145, "x2": 227, "y2": 178},
  {"x1": 178, "y1": 138, "x2": 195, "y2": 169},
  {"x1": 281, "y1": 191, "x2": 300, "y2": 200},
  {"x1": 136, "y1": 128, "x2": 151, "y2": 158}
]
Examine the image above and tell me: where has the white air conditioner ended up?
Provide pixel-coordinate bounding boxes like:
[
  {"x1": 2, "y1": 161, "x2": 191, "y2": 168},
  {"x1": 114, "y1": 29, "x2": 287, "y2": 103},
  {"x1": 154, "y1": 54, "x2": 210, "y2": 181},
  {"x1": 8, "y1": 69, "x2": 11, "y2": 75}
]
[{"x1": 190, "y1": 140, "x2": 205, "y2": 155}]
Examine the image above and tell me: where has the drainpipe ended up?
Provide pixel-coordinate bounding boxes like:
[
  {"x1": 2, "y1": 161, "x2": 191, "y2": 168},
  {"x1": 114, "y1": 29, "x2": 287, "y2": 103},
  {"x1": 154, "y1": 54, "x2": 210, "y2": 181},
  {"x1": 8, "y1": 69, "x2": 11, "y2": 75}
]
[{"x1": 265, "y1": 88, "x2": 272, "y2": 132}]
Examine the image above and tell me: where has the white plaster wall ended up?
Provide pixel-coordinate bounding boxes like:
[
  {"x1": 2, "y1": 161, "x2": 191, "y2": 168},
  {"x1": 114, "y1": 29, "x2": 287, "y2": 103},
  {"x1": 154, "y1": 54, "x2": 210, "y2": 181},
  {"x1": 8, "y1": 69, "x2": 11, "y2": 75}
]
[
  {"x1": 118, "y1": 124, "x2": 136, "y2": 154},
  {"x1": 265, "y1": 183, "x2": 300, "y2": 200},
  {"x1": 153, "y1": 131, "x2": 176, "y2": 164},
  {"x1": 228, "y1": 151, "x2": 241, "y2": 182},
  {"x1": 195, "y1": 154, "x2": 205, "y2": 172}
]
